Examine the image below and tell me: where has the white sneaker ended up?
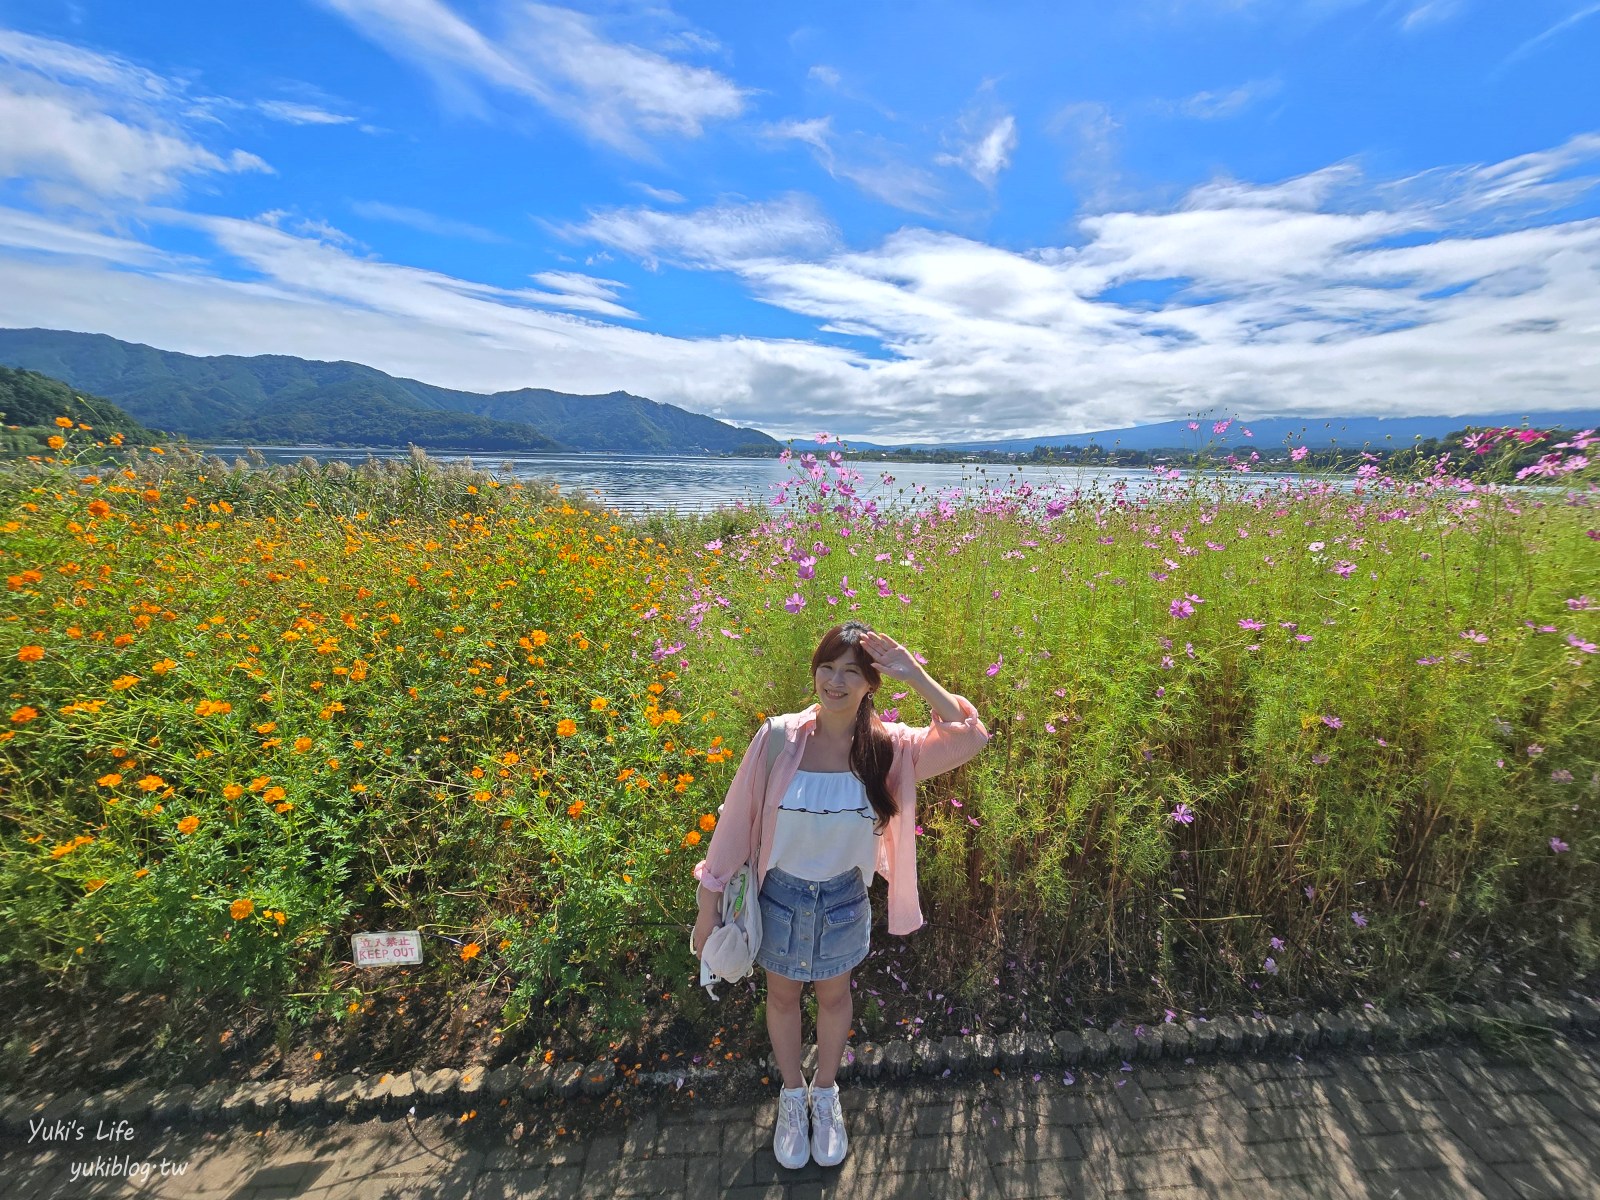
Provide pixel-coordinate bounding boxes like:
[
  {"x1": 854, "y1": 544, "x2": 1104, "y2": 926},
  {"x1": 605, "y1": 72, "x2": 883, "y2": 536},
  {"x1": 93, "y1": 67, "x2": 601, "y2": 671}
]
[
  {"x1": 809, "y1": 1080, "x2": 848, "y2": 1167},
  {"x1": 773, "y1": 1084, "x2": 811, "y2": 1169}
]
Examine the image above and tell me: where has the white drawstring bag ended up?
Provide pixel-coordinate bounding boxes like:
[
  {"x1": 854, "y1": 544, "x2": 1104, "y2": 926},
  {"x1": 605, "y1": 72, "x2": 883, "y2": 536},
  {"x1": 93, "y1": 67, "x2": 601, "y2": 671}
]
[
  {"x1": 696, "y1": 859, "x2": 762, "y2": 999},
  {"x1": 695, "y1": 719, "x2": 780, "y2": 998}
]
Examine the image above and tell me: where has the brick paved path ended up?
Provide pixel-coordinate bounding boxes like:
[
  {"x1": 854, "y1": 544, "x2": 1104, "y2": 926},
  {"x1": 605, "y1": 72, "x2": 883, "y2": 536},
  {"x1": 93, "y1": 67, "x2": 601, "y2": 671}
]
[{"x1": 6, "y1": 1036, "x2": 1600, "y2": 1199}]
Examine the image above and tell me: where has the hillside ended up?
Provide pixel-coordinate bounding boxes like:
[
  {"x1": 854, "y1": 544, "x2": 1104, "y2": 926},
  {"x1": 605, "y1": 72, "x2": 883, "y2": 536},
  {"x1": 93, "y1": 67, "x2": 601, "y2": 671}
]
[
  {"x1": 0, "y1": 329, "x2": 780, "y2": 456},
  {"x1": 0, "y1": 365, "x2": 166, "y2": 452}
]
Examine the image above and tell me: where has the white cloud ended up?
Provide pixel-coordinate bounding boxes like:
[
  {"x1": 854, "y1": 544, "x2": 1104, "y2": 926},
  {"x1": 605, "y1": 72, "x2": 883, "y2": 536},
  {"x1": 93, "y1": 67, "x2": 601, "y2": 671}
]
[
  {"x1": 1500, "y1": 3, "x2": 1600, "y2": 69},
  {"x1": 0, "y1": 27, "x2": 268, "y2": 202},
  {"x1": 764, "y1": 116, "x2": 833, "y2": 159},
  {"x1": 0, "y1": 203, "x2": 173, "y2": 265},
  {"x1": 1049, "y1": 101, "x2": 1122, "y2": 211},
  {"x1": 350, "y1": 200, "x2": 507, "y2": 243},
  {"x1": 1400, "y1": 1, "x2": 1465, "y2": 32},
  {"x1": 316, "y1": 0, "x2": 748, "y2": 156},
  {"x1": 0, "y1": 27, "x2": 169, "y2": 99},
  {"x1": 936, "y1": 110, "x2": 1017, "y2": 188},
  {"x1": 3, "y1": 136, "x2": 1599, "y2": 443},
  {"x1": 0, "y1": 83, "x2": 267, "y2": 201},
  {"x1": 765, "y1": 117, "x2": 945, "y2": 214},
  {"x1": 808, "y1": 65, "x2": 841, "y2": 88},
  {"x1": 562, "y1": 194, "x2": 837, "y2": 270},
  {"x1": 1166, "y1": 79, "x2": 1280, "y2": 119},
  {"x1": 631, "y1": 182, "x2": 686, "y2": 204},
  {"x1": 257, "y1": 99, "x2": 355, "y2": 125}
]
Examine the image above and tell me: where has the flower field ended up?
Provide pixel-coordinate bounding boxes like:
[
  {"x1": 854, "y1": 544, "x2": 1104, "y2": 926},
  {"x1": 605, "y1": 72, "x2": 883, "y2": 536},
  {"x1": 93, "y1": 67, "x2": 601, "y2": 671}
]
[{"x1": 2, "y1": 419, "x2": 1597, "y2": 1075}]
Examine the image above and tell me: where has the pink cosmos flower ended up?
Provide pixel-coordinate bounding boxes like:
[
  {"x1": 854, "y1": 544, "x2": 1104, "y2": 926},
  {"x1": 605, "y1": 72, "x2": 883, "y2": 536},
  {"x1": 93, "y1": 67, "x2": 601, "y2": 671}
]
[
  {"x1": 1550, "y1": 837, "x2": 1569, "y2": 854},
  {"x1": 1238, "y1": 618, "x2": 1264, "y2": 630},
  {"x1": 986, "y1": 656, "x2": 1003, "y2": 677},
  {"x1": 1322, "y1": 715, "x2": 1342, "y2": 729},
  {"x1": 1169, "y1": 802, "x2": 1195, "y2": 825},
  {"x1": 1351, "y1": 911, "x2": 1367, "y2": 928},
  {"x1": 784, "y1": 593, "x2": 806, "y2": 614},
  {"x1": 1291, "y1": 446, "x2": 1309, "y2": 462}
]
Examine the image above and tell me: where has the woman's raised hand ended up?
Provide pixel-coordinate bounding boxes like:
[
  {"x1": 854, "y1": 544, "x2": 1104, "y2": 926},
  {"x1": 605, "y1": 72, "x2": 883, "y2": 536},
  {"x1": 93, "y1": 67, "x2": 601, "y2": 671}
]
[{"x1": 861, "y1": 630, "x2": 922, "y2": 682}]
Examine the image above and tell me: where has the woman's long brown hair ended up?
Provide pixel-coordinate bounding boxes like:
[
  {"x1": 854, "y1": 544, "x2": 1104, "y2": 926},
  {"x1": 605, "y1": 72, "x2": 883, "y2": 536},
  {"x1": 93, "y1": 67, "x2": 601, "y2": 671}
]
[{"x1": 811, "y1": 621, "x2": 897, "y2": 829}]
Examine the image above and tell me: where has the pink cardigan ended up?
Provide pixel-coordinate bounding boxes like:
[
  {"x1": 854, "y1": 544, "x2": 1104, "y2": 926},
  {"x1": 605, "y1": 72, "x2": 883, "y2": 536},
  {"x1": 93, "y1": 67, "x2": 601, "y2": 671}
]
[{"x1": 693, "y1": 696, "x2": 991, "y2": 936}]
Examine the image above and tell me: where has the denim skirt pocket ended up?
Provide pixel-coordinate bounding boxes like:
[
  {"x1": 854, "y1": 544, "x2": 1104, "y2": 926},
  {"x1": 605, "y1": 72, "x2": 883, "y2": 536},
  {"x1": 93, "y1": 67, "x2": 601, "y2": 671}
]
[
  {"x1": 758, "y1": 891, "x2": 795, "y2": 959},
  {"x1": 818, "y1": 890, "x2": 869, "y2": 962}
]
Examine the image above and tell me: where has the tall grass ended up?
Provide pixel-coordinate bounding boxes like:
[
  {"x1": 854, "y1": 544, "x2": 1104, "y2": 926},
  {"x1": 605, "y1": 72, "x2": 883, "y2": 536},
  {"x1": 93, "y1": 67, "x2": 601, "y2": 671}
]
[{"x1": 1, "y1": 420, "x2": 1595, "y2": 1050}]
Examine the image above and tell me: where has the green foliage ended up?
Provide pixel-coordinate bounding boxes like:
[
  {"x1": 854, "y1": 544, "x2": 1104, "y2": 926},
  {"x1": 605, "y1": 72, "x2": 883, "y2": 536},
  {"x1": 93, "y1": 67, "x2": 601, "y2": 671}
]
[
  {"x1": 0, "y1": 420, "x2": 1595, "y2": 1056},
  {"x1": 0, "y1": 328, "x2": 779, "y2": 454},
  {"x1": 0, "y1": 365, "x2": 164, "y2": 452}
]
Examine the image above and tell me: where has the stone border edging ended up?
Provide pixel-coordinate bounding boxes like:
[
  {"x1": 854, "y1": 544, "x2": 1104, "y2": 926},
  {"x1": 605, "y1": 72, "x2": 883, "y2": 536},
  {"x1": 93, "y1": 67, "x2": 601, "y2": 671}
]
[{"x1": 2, "y1": 992, "x2": 1595, "y2": 1138}]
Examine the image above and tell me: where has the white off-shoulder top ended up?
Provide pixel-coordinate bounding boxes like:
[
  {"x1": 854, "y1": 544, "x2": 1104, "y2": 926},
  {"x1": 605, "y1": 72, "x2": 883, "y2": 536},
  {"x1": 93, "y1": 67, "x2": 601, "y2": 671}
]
[{"x1": 766, "y1": 769, "x2": 880, "y2": 887}]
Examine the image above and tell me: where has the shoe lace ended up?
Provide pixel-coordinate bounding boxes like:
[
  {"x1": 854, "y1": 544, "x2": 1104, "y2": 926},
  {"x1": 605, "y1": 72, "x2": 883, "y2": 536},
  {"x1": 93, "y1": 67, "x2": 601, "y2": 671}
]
[
  {"x1": 811, "y1": 1088, "x2": 842, "y2": 1131},
  {"x1": 779, "y1": 1089, "x2": 809, "y2": 1133}
]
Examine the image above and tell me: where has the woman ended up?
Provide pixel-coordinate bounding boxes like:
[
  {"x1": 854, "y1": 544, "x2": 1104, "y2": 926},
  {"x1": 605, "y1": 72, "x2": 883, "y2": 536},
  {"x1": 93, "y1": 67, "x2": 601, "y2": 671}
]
[{"x1": 691, "y1": 620, "x2": 991, "y2": 1169}]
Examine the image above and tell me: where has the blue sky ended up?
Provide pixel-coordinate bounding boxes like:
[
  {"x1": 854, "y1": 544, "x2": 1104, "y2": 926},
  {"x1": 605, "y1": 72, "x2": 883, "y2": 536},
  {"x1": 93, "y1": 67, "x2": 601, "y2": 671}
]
[{"x1": 0, "y1": 0, "x2": 1596, "y2": 442}]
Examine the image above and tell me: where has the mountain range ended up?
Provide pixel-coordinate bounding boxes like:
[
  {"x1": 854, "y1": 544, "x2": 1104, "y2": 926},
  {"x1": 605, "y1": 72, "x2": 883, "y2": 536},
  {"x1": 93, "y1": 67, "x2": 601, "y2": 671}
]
[
  {"x1": 848, "y1": 411, "x2": 1600, "y2": 455},
  {"x1": 3, "y1": 328, "x2": 1594, "y2": 458},
  {"x1": 0, "y1": 328, "x2": 779, "y2": 456}
]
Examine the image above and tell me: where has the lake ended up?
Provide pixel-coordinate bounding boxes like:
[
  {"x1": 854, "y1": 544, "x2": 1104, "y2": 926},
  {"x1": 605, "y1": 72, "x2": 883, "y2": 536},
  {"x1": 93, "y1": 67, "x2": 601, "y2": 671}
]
[{"x1": 198, "y1": 445, "x2": 1350, "y2": 514}]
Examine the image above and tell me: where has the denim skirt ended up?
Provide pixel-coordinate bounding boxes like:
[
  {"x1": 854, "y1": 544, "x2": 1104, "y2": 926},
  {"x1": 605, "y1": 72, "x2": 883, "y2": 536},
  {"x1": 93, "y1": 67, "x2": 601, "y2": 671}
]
[{"x1": 755, "y1": 865, "x2": 872, "y2": 982}]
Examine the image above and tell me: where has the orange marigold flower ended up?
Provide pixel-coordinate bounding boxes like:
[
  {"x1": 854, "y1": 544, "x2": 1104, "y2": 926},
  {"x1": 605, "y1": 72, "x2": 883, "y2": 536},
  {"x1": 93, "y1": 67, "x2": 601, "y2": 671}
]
[
  {"x1": 590, "y1": 697, "x2": 608, "y2": 712},
  {"x1": 293, "y1": 737, "x2": 313, "y2": 753},
  {"x1": 682, "y1": 830, "x2": 702, "y2": 847},
  {"x1": 85, "y1": 878, "x2": 107, "y2": 892},
  {"x1": 97, "y1": 773, "x2": 123, "y2": 787},
  {"x1": 274, "y1": 801, "x2": 293, "y2": 814},
  {"x1": 111, "y1": 675, "x2": 140, "y2": 690},
  {"x1": 255, "y1": 721, "x2": 277, "y2": 734},
  {"x1": 556, "y1": 719, "x2": 577, "y2": 738},
  {"x1": 47, "y1": 435, "x2": 65, "y2": 450},
  {"x1": 529, "y1": 630, "x2": 549, "y2": 647},
  {"x1": 17, "y1": 645, "x2": 44, "y2": 662},
  {"x1": 222, "y1": 783, "x2": 244, "y2": 800},
  {"x1": 11, "y1": 706, "x2": 39, "y2": 724},
  {"x1": 136, "y1": 774, "x2": 166, "y2": 792},
  {"x1": 230, "y1": 898, "x2": 255, "y2": 920},
  {"x1": 262, "y1": 786, "x2": 286, "y2": 803},
  {"x1": 699, "y1": 813, "x2": 716, "y2": 832},
  {"x1": 134, "y1": 868, "x2": 150, "y2": 879},
  {"x1": 87, "y1": 499, "x2": 111, "y2": 518},
  {"x1": 54, "y1": 416, "x2": 74, "y2": 428},
  {"x1": 177, "y1": 815, "x2": 200, "y2": 835},
  {"x1": 567, "y1": 800, "x2": 586, "y2": 818},
  {"x1": 151, "y1": 659, "x2": 176, "y2": 674},
  {"x1": 460, "y1": 942, "x2": 481, "y2": 961}
]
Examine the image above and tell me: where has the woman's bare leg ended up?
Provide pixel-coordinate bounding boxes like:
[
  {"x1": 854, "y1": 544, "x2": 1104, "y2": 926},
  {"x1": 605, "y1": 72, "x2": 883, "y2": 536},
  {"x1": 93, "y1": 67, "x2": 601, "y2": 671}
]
[
  {"x1": 811, "y1": 971, "x2": 852, "y2": 1088},
  {"x1": 765, "y1": 970, "x2": 807, "y2": 1088}
]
